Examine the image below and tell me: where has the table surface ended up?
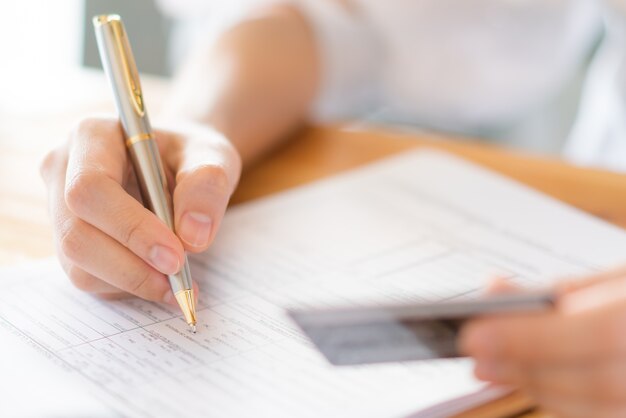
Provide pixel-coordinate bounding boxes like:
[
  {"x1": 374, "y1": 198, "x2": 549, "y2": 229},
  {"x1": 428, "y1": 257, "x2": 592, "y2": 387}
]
[{"x1": 4, "y1": 73, "x2": 626, "y2": 417}]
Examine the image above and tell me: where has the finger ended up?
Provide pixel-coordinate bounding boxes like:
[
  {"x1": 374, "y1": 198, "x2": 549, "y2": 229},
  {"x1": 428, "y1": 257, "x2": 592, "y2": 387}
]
[
  {"x1": 64, "y1": 118, "x2": 185, "y2": 275},
  {"x1": 168, "y1": 126, "x2": 241, "y2": 252},
  {"x1": 559, "y1": 273, "x2": 626, "y2": 315},
  {"x1": 485, "y1": 277, "x2": 521, "y2": 295},
  {"x1": 556, "y1": 265, "x2": 626, "y2": 296},
  {"x1": 58, "y1": 213, "x2": 173, "y2": 302},
  {"x1": 97, "y1": 292, "x2": 135, "y2": 301},
  {"x1": 41, "y1": 144, "x2": 68, "y2": 186},
  {"x1": 532, "y1": 395, "x2": 600, "y2": 418},
  {"x1": 462, "y1": 275, "x2": 626, "y2": 364},
  {"x1": 521, "y1": 361, "x2": 626, "y2": 405},
  {"x1": 60, "y1": 260, "x2": 121, "y2": 294},
  {"x1": 460, "y1": 307, "x2": 618, "y2": 365},
  {"x1": 41, "y1": 145, "x2": 121, "y2": 291},
  {"x1": 46, "y1": 139, "x2": 174, "y2": 302},
  {"x1": 468, "y1": 360, "x2": 607, "y2": 418},
  {"x1": 510, "y1": 363, "x2": 626, "y2": 418},
  {"x1": 534, "y1": 394, "x2": 626, "y2": 418}
]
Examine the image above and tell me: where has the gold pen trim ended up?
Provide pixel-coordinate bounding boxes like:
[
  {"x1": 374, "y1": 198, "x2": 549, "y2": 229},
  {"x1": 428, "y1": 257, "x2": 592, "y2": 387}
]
[
  {"x1": 125, "y1": 133, "x2": 153, "y2": 147},
  {"x1": 174, "y1": 289, "x2": 197, "y2": 329},
  {"x1": 93, "y1": 14, "x2": 121, "y2": 27},
  {"x1": 113, "y1": 22, "x2": 146, "y2": 118},
  {"x1": 94, "y1": 14, "x2": 146, "y2": 118}
]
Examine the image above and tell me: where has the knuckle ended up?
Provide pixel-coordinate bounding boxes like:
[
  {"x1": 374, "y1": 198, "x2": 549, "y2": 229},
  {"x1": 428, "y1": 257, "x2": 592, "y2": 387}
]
[
  {"x1": 129, "y1": 268, "x2": 158, "y2": 299},
  {"x1": 64, "y1": 172, "x2": 98, "y2": 214},
  {"x1": 39, "y1": 147, "x2": 65, "y2": 181},
  {"x1": 40, "y1": 151, "x2": 55, "y2": 177},
  {"x1": 119, "y1": 214, "x2": 147, "y2": 248},
  {"x1": 58, "y1": 219, "x2": 85, "y2": 262},
  {"x1": 198, "y1": 164, "x2": 231, "y2": 195},
  {"x1": 73, "y1": 116, "x2": 115, "y2": 137},
  {"x1": 74, "y1": 117, "x2": 100, "y2": 134},
  {"x1": 71, "y1": 118, "x2": 100, "y2": 142},
  {"x1": 66, "y1": 265, "x2": 95, "y2": 292},
  {"x1": 174, "y1": 164, "x2": 233, "y2": 196}
]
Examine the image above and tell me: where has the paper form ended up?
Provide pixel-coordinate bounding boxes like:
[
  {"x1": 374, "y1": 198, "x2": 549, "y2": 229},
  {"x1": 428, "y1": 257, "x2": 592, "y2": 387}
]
[{"x1": 2, "y1": 150, "x2": 626, "y2": 418}]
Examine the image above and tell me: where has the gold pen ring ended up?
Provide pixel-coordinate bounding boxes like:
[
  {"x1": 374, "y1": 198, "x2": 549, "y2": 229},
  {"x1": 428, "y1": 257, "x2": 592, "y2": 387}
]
[{"x1": 125, "y1": 133, "x2": 153, "y2": 147}]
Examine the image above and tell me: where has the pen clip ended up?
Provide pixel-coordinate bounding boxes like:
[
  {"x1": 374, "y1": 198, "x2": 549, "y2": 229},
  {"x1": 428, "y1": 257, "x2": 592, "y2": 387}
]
[{"x1": 94, "y1": 15, "x2": 146, "y2": 118}]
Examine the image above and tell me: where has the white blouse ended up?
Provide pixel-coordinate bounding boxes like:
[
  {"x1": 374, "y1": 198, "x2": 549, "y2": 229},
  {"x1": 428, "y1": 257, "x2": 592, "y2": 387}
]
[
  {"x1": 159, "y1": 0, "x2": 626, "y2": 167},
  {"x1": 294, "y1": 1, "x2": 601, "y2": 131}
]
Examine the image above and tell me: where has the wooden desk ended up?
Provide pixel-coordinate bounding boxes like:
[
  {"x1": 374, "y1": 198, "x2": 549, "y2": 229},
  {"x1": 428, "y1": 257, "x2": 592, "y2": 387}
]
[{"x1": 3, "y1": 119, "x2": 626, "y2": 416}]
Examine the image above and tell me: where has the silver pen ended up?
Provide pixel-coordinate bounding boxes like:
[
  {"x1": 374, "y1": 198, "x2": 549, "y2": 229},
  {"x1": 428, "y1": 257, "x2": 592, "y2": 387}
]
[{"x1": 93, "y1": 15, "x2": 197, "y2": 332}]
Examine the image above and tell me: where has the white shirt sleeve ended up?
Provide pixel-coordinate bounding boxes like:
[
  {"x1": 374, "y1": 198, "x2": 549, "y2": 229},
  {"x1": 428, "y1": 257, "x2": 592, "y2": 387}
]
[
  {"x1": 566, "y1": 0, "x2": 626, "y2": 169},
  {"x1": 289, "y1": 0, "x2": 384, "y2": 121}
]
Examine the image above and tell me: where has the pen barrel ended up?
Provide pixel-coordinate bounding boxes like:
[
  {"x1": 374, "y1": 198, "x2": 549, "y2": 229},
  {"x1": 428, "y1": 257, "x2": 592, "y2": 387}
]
[
  {"x1": 128, "y1": 141, "x2": 193, "y2": 293},
  {"x1": 93, "y1": 15, "x2": 152, "y2": 139},
  {"x1": 93, "y1": 15, "x2": 193, "y2": 294},
  {"x1": 127, "y1": 140, "x2": 174, "y2": 230}
]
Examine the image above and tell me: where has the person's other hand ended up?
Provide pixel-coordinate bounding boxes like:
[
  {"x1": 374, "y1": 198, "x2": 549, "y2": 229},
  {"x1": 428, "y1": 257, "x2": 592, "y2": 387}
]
[
  {"x1": 460, "y1": 268, "x2": 626, "y2": 417},
  {"x1": 40, "y1": 117, "x2": 241, "y2": 304}
]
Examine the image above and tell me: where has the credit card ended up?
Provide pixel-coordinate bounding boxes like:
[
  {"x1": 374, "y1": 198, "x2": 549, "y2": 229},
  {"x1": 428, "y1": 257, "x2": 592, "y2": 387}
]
[{"x1": 288, "y1": 292, "x2": 555, "y2": 366}]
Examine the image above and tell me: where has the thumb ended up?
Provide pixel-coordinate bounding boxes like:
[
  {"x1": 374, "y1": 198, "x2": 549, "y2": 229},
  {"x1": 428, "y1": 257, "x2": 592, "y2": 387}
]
[
  {"x1": 484, "y1": 276, "x2": 521, "y2": 296},
  {"x1": 172, "y1": 129, "x2": 241, "y2": 253},
  {"x1": 555, "y1": 265, "x2": 626, "y2": 296}
]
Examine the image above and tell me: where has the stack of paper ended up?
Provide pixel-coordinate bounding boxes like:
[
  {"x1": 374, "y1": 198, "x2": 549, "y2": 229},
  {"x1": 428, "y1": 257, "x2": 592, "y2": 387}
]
[{"x1": 2, "y1": 150, "x2": 625, "y2": 417}]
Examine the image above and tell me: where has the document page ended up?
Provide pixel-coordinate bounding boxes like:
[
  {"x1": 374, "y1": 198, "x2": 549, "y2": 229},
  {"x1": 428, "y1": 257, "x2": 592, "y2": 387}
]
[{"x1": 2, "y1": 150, "x2": 626, "y2": 418}]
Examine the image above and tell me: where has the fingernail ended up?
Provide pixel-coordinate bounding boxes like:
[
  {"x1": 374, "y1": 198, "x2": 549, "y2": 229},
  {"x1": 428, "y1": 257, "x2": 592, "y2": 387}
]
[
  {"x1": 179, "y1": 212, "x2": 212, "y2": 248},
  {"x1": 162, "y1": 290, "x2": 177, "y2": 306},
  {"x1": 150, "y1": 245, "x2": 180, "y2": 275}
]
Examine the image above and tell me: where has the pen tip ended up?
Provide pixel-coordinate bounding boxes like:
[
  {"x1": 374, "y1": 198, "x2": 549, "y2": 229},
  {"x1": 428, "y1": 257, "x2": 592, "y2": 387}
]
[{"x1": 190, "y1": 324, "x2": 197, "y2": 334}]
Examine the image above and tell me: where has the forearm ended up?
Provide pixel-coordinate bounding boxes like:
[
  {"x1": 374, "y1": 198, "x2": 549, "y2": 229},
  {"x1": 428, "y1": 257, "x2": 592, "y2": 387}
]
[{"x1": 162, "y1": 5, "x2": 320, "y2": 166}]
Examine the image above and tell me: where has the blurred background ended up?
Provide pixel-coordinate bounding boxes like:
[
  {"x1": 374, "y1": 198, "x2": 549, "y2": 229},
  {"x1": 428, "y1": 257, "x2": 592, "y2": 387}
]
[
  {"x1": 0, "y1": 0, "x2": 254, "y2": 114},
  {"x1": 1, "y1": 0, "x2": 626, "y2": 166}
]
